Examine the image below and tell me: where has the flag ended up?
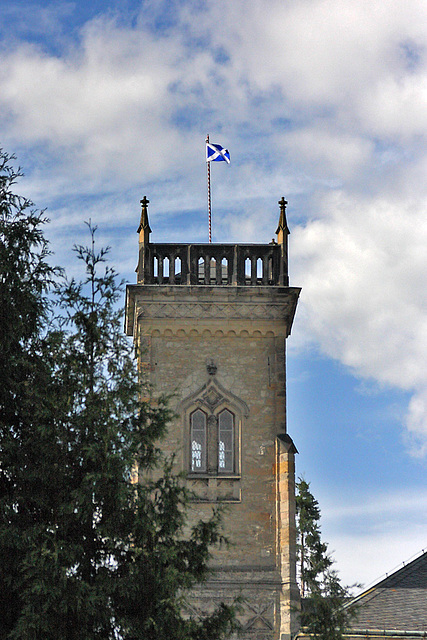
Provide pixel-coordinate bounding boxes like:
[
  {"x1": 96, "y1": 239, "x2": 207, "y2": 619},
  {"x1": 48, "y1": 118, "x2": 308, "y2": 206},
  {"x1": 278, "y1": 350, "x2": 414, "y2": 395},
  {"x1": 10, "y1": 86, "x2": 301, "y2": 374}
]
[{"x1": 206, "y1": 142, "x2": 230, "y2": 163}]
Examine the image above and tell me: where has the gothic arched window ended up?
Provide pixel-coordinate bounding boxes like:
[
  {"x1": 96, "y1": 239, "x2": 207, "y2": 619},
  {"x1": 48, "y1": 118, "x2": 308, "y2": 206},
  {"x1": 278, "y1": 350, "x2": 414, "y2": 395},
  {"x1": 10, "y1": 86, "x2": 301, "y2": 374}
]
[
  {"x1": 218, "y1": 409, "x2": 234, "y2": 473},
  {"x1": 190, "y1": 409, "x2": 207, "y2": 472},
  {"x1": 189, "y1": 408, "x2": 237, "y2": 475},
  {"x1": 181, "y1": 377, "x2": 248, "y2": 478}
]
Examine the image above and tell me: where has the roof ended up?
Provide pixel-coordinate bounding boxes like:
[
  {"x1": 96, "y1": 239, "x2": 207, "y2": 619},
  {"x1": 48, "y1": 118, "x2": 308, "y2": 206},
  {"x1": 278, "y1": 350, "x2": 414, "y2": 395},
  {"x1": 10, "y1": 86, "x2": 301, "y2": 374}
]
[{"x1": 346, "y1": 550, "x2": 427, "y2": 633}]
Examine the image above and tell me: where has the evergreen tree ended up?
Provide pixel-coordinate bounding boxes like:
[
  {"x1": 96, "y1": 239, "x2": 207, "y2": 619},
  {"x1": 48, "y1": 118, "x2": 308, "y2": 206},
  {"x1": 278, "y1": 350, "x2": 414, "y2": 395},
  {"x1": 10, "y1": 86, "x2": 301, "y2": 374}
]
[
  {"x1": 0, "y1": 149, "x2": 59, "y2": 637},
  {"x1": 0, "y1": 150, "x2": 237, "y2": 639},
  {"x1": 296, "y1": 478, "x2": 358, "y2": 640}
]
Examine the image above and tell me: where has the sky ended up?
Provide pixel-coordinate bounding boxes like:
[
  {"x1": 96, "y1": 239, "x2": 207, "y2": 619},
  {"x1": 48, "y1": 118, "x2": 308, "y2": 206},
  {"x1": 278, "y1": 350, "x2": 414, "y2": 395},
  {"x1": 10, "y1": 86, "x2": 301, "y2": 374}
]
[{"x1": 1, "y1": 0, "x2": 426, "y2": 590}]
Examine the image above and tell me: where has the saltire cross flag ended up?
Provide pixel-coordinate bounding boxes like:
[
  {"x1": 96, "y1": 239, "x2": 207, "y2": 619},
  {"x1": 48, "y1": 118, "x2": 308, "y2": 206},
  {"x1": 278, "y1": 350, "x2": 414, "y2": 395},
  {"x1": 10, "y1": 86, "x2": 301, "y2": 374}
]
[
  {"x1": 206, "y1": 141, "x2": 231, "y2": 163},
  {"x1": 205, "y1": 135, "x2": 230, "y2": 242}
]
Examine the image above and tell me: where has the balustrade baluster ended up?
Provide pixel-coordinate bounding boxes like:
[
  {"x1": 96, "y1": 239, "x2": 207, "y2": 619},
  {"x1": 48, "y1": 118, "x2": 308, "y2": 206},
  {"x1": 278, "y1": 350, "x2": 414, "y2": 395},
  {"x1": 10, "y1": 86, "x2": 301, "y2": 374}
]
[
  {"x1": 262, "y1": 256, "x2": 268, "y2": 285},
  {"x1": 204, "y1": 255, "x2": 210, "y2": 284},
  {"x1": 169, "y1": 253, "x2": 175, "y2": 284},
  {"x1": 158, "y1": 256, "x2": 164, "y2": 283},
  {"x1": 251, "y1": 257, "x2": 257, "y2": 285}
]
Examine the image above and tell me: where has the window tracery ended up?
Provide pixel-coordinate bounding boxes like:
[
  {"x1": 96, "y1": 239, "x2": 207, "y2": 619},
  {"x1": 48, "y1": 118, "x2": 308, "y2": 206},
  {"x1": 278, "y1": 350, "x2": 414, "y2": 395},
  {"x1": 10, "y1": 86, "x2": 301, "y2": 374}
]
[
  {"x1": 218, "y1": 409, "x2": 234, "y2": 472},
  {"x1": 190, "y1": 409, "x2": 207, "y2": 472},
  {"x1": 180, "y1": 375, "x2": 248, "y2": 479}
]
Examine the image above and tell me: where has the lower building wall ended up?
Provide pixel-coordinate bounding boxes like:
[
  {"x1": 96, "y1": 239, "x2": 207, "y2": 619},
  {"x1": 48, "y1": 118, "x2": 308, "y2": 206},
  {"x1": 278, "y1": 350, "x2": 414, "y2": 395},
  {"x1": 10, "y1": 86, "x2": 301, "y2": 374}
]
[
  {"x1": 181, "y1": 439, "x2": 300, "y2": 640},
  {"x1": 186, "y1": 568, "x2": 287, "y2": 640}
]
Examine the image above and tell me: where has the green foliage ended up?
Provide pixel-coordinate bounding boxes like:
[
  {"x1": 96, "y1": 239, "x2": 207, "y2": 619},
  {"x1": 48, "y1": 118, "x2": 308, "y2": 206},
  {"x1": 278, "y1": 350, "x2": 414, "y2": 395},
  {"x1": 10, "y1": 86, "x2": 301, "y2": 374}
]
[
  {"x1": 296, "y1": 478, "x2": 358, "y2": 640},
  {"x1": 0, "y1": 150, "x2": 237, "y2": 640},
  {"x1": 295, "y1": 478, "x2": 331, "y2": 598},
  {"x1": 0, "y1": 149, "x2": 60, "y2": 638}
]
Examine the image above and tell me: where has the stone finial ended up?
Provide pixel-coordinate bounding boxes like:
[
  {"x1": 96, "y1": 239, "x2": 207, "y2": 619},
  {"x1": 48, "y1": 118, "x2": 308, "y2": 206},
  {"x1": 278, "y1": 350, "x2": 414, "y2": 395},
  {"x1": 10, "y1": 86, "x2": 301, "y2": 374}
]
[
  {"x1": 138, "y1": 196, "x2": 152, "y2": 244},
  {"x1": 206, "y1": 359, "x2": 217, "y2": 376},
  {"x1": 276, "y1": 196, "x2": 290, "y2": 245}
]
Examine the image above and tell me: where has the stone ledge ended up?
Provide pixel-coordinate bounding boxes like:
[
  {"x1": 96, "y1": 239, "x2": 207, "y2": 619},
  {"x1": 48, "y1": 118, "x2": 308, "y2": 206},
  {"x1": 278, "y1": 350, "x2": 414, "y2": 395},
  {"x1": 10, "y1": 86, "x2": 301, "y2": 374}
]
[
  {"x1": 139, "y1": 325, "x2": 288, "y2": 338},
  {"x1": 125, "y1": 284, "x2": 301, "y2": 336}
]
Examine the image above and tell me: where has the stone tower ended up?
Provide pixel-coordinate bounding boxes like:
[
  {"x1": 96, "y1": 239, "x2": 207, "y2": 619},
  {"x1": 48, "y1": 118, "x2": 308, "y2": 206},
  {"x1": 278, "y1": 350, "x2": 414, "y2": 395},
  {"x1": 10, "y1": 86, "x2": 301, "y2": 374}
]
[{"x1": 125, "y1": 197, "x2": 301, "y2": 640}]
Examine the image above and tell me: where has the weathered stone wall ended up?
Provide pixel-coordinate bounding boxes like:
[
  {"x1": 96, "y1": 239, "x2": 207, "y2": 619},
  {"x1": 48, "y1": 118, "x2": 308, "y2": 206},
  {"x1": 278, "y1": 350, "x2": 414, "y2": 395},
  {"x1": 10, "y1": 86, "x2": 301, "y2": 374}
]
[{"x1": 126, "y1": 284, "x2": 300, "y2": 639}]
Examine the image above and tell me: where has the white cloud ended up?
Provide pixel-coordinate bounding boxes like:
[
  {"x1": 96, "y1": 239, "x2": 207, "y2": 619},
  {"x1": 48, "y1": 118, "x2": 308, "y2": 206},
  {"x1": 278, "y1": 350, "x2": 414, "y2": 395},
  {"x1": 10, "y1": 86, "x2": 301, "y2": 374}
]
[
  {"x1": 324, "y1": 488, "x2": 427, "y2": 520},
  {"x1": 1, "y1": 0, "x2": 426, "y2": 188},
  {"x1": 320, "y1": 488, "x2": 427, "y2": 586},
  {"x1": 330, "y1": 528, "x2": 426, "y2": 589},
  {"x1": 406, "y1": 389, "x2": 427, "y2": 457},
  {"x1": 281, "y1": 127, "x2": 374, "y2": 180},
  {"x1": 0, "y1": 17, "x2": 190, "y2": 183},
  {"x1": 291, "y1": 189, "x2": 427, "y2": 451},
  {"x1": 359, "y1": 74, "x2": 427, "y2": 142}
]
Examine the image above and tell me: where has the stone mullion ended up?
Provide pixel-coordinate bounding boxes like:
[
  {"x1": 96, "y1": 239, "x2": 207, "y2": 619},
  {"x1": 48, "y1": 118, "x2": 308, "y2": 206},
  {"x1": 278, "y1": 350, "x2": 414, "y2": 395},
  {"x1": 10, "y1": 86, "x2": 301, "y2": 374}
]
[{"x1": 207, "y1": 414, "x2": 218, "y2": 473}]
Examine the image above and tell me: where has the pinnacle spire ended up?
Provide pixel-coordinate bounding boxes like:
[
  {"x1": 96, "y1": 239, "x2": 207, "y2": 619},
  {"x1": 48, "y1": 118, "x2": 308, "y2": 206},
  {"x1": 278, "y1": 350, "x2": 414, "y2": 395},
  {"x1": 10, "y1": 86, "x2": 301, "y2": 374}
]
[
  {"x1": 276, "y1": 196, "x2": 290, "y2": 244},
  {"x1": 138, "y1": 196, "x2": 151, "y2": 244}
]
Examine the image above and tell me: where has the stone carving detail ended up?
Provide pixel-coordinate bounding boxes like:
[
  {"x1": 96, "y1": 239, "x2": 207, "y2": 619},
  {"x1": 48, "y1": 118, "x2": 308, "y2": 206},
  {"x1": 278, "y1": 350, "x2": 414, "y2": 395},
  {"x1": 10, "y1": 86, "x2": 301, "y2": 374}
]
[
  {"x1": 137, "y1": 301, "x2": 292, "y2": 321},
  {"x1": 181, "y1": 601, "x2": 203, "y2": 620},
  {"x1": 207, "y1": 414, "x2": 217, "y2": 427},
  {"x1": 243, "y1": 600, "x2": 274, "y2": 631},
  {"x1": 189, "y1": 477, "x2": 240, "y2": 502},
  {"x1": 206, "y1": 358, "x2": 217, "y2": 376},
  {"x1": 200, "y1": 387, "x2": 224, "y2": 411},
  {"x1": 180, "y1": 377, "x2": 249, "y2": 419},
  {"x1": 182, "y1": 591, "x2": 276, "y2": 639}
]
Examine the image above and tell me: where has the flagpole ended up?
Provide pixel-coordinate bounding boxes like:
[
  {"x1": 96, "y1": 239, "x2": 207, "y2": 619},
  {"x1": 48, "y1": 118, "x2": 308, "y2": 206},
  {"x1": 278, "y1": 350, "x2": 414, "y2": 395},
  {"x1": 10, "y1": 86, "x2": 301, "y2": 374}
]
[{"x1": 206, "y1": 133, "x2": 212, "y2": 243}]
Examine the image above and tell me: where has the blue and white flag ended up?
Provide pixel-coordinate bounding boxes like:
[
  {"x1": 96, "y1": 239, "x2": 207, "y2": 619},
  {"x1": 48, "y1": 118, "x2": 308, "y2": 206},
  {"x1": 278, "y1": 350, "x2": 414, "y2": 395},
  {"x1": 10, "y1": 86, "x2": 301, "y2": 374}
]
[{"x1": 206, "y1": 142, "x2": 230, "y2": 163}]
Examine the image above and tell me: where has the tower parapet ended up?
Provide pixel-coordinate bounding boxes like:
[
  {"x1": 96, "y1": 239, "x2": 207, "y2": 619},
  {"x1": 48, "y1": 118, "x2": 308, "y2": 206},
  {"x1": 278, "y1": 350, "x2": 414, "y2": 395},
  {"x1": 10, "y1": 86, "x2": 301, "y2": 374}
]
[{"x1": 136, "y1": 198, "x2": 290, "y2": 286}]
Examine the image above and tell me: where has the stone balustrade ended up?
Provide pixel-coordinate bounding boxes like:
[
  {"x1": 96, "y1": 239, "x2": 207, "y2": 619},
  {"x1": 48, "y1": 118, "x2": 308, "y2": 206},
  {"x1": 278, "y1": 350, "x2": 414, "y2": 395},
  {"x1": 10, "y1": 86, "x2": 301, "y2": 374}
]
[{"x1": 137, "y1": 242, "x2": 289, "y2": 286}]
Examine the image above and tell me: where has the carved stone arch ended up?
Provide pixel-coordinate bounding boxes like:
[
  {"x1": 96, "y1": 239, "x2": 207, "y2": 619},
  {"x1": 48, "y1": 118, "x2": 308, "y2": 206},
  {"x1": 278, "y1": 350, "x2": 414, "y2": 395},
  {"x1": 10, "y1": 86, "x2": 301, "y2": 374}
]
[{"x1": 179, "y1": 377, "x2": 249, "y2": 419}]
